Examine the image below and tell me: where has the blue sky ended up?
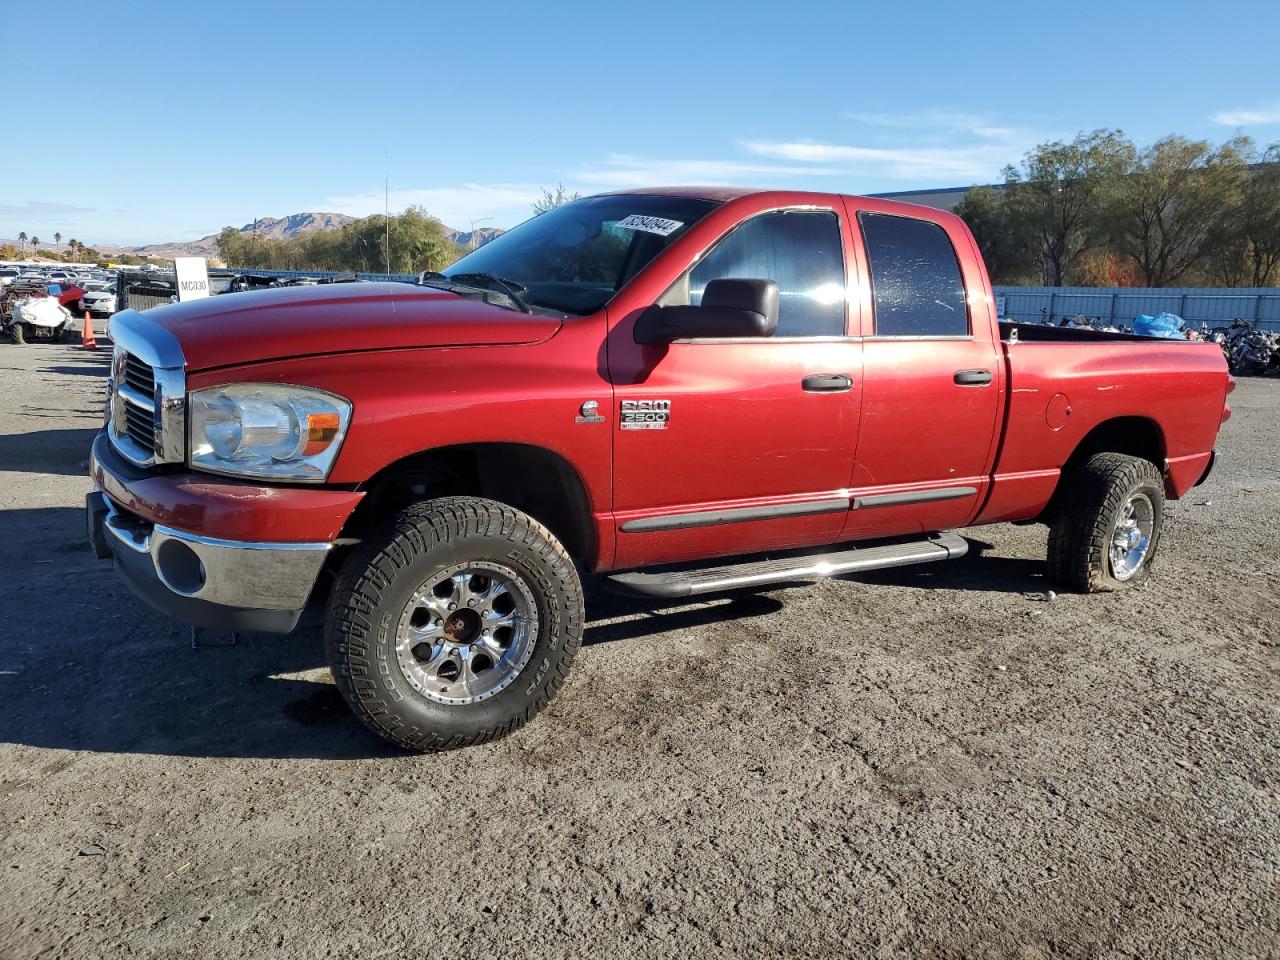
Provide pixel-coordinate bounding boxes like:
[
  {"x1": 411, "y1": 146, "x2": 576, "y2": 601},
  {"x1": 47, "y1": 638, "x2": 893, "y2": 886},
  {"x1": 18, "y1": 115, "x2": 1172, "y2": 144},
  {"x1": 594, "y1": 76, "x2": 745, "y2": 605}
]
[{"x1": 4, "y1": 0, "x2": 1279, "y2": 246}]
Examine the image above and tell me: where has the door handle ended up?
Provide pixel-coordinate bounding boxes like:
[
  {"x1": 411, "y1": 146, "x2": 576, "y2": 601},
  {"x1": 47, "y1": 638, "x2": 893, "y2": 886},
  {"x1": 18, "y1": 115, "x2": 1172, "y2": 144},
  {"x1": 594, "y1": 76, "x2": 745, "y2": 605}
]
[
  {"x1": 802, "y1": 373, "x2": 853, "y2": 393},
  {"x1": 953, "y1": 369, "x2": 993, "y2": 386}
]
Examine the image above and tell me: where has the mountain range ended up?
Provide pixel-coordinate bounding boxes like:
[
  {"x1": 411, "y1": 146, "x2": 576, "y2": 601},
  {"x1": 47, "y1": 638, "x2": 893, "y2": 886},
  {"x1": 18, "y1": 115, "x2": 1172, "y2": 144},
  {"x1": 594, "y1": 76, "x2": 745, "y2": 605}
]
[
  {"x1": 2, "y1": 213, "x2": 504, "y2": 260},
  {"x1": 125, "y1": 213, "x2": 505, "y2": 259}
]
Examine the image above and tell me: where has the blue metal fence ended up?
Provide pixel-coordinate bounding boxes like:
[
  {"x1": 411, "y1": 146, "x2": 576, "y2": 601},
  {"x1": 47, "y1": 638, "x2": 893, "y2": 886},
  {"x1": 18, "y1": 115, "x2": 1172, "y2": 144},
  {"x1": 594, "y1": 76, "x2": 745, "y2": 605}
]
[{"x1": 994, "y1": 286, "x2": 1280, "y2": 332}]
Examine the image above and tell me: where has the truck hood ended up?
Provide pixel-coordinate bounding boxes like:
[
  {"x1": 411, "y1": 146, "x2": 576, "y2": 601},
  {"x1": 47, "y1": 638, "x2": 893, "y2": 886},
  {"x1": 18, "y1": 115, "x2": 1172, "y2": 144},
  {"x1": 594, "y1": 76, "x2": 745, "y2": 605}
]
[{"x1": 137, "y1": 282, "x2": 561, "y2": 371}]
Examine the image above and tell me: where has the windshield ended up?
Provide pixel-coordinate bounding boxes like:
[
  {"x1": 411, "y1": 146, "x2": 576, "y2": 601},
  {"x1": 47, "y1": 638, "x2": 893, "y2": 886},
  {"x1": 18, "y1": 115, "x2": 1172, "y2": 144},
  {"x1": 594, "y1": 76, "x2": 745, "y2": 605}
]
[{"x1": 444, "y1": 194, "x2": 720, "y2": 315}]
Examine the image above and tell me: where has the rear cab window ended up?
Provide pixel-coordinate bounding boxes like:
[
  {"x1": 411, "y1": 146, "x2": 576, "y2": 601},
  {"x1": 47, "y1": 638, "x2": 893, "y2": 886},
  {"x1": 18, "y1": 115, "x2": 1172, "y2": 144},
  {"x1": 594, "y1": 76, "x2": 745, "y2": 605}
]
[{"x1": 859, "y1": 212, "x2": 969, "y2": 337}]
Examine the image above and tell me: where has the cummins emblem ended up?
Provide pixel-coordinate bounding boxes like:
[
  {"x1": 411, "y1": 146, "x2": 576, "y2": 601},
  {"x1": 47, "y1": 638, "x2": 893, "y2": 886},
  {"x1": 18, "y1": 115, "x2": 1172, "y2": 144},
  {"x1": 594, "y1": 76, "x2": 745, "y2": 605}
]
[
  {"x1": 620, "y1": 399, "x2": 671, "y2": 430},
  {"x1": 575, "y1": 400, "x2": 605, "y2": 424}
]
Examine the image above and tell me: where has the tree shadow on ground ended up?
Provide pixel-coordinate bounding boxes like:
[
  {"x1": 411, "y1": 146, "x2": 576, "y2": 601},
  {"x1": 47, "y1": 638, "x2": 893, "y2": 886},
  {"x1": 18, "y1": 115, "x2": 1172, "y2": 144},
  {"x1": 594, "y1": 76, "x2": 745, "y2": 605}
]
[{"x1": 0, "y1": 426, "x2": 99, "y2": 475}]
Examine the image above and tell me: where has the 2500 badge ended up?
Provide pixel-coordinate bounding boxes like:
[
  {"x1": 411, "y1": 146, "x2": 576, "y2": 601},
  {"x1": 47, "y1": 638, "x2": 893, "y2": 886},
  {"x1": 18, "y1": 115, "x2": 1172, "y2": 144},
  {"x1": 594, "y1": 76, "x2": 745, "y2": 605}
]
[{"x1": 620, "y1": 399, "x2": 671, "y2": 430}]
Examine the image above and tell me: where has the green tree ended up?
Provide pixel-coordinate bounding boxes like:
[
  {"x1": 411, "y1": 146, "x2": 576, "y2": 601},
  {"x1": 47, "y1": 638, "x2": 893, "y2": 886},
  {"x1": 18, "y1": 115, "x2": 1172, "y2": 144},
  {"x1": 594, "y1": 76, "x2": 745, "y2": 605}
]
[
  {"x1": 1105, "y1": 135, "x2": 1251, "y2": 287},
  {"x1": 213, "y1": 208, "x2": 462, "y2": 274},
  {"x1": 532, "y1": 182, "x2": 580, "y2": 215},
  {"x1": 30, "y1": 236, "x2": 40, "y2": 254},
  {"x1": 53, "y1": 231, "x2": 61, "y2": 248},
  {"x1": 953, "y1": 185, "x2": 1037, "y2": 284},
  {"x1": 17, "y1": 231, "x2": 26, "y2": 253},
  {"x1": 1002, "y1": 129, "x2": 1131, "y2": 286},
  {"x1": 1240, "y1": 143, "x2": 1280, "y2": 286}
]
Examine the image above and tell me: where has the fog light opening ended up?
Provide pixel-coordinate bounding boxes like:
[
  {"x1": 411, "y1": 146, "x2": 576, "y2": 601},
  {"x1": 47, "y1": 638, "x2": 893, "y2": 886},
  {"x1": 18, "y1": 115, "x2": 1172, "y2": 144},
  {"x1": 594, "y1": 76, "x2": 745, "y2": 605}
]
[{"x1": 156, "y1": 539, "x2": 207, "y2": 596}]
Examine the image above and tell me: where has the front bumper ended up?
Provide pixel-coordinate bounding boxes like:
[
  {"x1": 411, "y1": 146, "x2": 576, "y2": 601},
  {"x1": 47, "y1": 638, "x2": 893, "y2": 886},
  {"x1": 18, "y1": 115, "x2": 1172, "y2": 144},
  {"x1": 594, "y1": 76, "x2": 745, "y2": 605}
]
[
  {"x1": 88, "y1": 489, "x2": 329, "y2": 633},
  {"x1": 87, "y1": 431, "x2": 361, "y2": 634}
]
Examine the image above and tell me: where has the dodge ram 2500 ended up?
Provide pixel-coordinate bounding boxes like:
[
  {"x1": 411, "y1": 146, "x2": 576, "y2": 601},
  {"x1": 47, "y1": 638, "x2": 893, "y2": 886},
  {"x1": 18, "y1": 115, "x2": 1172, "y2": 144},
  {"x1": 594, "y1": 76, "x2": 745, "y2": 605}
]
[{"x1": 86, "y1": 188, "x2": 1232, "y2": 751}]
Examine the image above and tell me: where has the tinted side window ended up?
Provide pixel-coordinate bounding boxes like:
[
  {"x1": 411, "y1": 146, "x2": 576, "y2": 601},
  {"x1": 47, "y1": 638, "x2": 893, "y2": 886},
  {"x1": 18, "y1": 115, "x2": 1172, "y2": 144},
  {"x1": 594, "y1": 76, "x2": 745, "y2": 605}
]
[
  {"x1": 689, "y1": 211, "x2": 845, "y2": 337},
  {"x1": 859, "y1": 213, "x2": 968, "y2": 337}
]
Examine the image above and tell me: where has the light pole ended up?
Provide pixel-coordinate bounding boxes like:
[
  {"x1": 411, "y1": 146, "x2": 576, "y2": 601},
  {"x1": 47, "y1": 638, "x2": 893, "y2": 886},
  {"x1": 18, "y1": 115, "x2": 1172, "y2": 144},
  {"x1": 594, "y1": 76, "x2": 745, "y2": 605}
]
[{"x1": 469, "y1": 217, "x2": 494, "y2": 249}]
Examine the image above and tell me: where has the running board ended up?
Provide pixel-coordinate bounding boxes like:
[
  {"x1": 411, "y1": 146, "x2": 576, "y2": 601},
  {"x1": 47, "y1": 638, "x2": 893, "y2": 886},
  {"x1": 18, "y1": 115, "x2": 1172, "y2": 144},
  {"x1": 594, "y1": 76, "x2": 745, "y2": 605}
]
[{"x1": 605, "y1": 533, "x2": 969, "y2": 599}]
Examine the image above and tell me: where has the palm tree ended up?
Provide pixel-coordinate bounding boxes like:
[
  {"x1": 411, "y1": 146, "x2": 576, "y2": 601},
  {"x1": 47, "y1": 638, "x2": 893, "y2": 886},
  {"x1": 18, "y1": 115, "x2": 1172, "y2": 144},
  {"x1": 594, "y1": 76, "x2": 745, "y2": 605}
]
[
  {"x1": 31, "y1": 237, "x2": 40, "y2": 256},
  {"x1": 68, "y1": 239, "x2": 79, "y2": 259},
  {"x1": 54, "y1": 231, "x2": 61, "y2": 248},
  {"x1": 17, "y1": 231, "x2": 26, "y2": 254}
]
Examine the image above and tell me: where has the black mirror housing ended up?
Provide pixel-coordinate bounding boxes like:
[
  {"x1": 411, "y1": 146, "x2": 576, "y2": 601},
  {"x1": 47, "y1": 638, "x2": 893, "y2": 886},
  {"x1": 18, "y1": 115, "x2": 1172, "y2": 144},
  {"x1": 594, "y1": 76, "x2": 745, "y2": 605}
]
[{"x1": 635, "y1": 278, "x2": 780, "y2": 344}]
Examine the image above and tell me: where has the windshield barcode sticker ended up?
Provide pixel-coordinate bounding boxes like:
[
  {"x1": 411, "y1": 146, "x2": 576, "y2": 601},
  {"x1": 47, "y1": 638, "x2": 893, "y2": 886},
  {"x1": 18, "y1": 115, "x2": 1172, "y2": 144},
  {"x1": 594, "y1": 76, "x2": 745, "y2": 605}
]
[{"x1": 616, "y1": 215, "x2": 684, "y2": 237}]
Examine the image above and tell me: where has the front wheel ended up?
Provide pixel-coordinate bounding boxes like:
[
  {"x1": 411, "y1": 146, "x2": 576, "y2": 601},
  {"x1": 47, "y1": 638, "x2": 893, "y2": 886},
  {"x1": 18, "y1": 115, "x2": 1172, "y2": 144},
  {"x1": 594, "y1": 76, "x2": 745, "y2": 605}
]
[
  {"x1": 1047, "y1": 453, "x2": 1165, "y2": 592},
  {"x1": 326, "y1": 497, "x2": 584, "y2": 751}
]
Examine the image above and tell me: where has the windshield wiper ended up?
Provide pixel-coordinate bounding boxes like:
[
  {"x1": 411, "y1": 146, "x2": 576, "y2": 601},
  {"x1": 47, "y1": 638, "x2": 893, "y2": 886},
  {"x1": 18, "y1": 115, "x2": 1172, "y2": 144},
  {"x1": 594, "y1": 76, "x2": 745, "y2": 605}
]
[{"x1": 446, "y1": 273, "x2": 532, "y2": 313}]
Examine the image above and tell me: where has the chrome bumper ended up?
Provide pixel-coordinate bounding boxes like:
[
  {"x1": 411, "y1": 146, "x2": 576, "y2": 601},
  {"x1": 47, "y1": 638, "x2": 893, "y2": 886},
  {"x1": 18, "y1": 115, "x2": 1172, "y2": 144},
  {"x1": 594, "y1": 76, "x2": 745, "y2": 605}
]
[{"x1": 89, "y1": 491, "x2": 329, "y2": 634}]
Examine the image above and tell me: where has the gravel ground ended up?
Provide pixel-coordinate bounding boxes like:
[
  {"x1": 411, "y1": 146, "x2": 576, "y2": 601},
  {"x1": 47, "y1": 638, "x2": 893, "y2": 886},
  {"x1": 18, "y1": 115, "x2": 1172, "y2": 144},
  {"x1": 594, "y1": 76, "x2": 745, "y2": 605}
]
[{"x1": 1, "y1": 342, "x2": 1277, "y2": 959}]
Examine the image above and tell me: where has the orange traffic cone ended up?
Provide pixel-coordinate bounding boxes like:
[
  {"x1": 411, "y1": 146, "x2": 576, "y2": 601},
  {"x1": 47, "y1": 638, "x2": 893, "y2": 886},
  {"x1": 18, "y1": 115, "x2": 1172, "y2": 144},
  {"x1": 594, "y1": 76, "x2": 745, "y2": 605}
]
[{"x1": 82, "y1": 311, "x2": 97, "y2": 350}]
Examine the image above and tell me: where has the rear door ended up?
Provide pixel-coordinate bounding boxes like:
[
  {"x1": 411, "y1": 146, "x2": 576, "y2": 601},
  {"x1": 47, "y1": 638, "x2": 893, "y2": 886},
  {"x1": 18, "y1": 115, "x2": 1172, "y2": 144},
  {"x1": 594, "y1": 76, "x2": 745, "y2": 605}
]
[
  {"x1": 608, "y1": 203, "x2": 863, "y2": 568},
  {"x1": 840, "y1": 202, "x2": 1003, "y2": 540}
]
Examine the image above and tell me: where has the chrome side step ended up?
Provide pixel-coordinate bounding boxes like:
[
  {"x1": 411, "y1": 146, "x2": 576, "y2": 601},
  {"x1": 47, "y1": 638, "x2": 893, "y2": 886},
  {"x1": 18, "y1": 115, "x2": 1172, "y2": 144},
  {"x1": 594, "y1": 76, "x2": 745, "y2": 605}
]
[{"x1": 604, "y1": 533, "x2": 969, "y2": 599}]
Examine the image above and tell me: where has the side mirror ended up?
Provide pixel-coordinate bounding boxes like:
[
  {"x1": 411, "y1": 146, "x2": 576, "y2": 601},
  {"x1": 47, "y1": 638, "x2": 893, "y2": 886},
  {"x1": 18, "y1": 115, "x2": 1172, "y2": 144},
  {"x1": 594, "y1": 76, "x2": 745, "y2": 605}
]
[{"x1": 634, "y1": 278, "x2": 779, "y2": 344}]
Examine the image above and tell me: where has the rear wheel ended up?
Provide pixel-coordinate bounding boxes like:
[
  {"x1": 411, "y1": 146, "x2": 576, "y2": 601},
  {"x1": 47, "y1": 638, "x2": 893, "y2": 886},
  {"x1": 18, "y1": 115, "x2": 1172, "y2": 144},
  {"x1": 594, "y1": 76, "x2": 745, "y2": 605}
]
[
  {"x1": 1047, "y1": 453, "x2": 1165, "y2": 592},
  {"x1": 326, "y1": 497, "x2": 583, "y2": 751}
]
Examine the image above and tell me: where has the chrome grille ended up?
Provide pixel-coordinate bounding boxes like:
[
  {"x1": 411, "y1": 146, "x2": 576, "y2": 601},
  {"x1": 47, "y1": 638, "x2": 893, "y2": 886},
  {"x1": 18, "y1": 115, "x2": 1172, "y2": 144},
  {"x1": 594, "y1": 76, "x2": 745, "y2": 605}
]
[
  {"x1": 121, "y1": 371, "x2": 157, "y2": 454},
  {"x1": 106, "y1": 311, "x2": 186, "y2": 468},
  {"x1": 122, "y1": 353, "x2": 155, "y2": 397}
]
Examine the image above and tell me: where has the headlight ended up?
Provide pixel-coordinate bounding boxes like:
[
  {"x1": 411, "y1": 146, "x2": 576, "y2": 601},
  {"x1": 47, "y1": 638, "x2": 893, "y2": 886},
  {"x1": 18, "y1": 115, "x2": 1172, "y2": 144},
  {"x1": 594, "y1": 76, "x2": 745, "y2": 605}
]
[{"x1": 188, "y1": 383, "x2": 352, "y2": 481}]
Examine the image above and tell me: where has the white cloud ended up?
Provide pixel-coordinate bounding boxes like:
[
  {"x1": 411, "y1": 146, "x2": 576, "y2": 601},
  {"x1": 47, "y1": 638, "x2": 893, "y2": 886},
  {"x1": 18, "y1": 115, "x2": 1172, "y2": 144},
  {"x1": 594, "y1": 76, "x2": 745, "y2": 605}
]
[
  {"x1": 314, "y1": 109, "x2": 1039, "y2": 230},
  {"x1": 845, "y1": 110, "x2": 1024, "y2": 142},
  {"x1": 576, "y1": 153, "x2": 843, "y2": 187},
  {"x1": 322, "y1": 182, "x2": 545, "y2": 229},
  {"x1": 741, "y1": 139, "x2": 1020, "y2": 182},
  {"x1": 0, "y1": 200, "x2": 95, "y2": 219},
  {"x1": 1211, "y1": 106, "x2": 1280, "y2": 126},
  {"x1": 741, "y1": 109, "x2": 1044, "y2": 183}
]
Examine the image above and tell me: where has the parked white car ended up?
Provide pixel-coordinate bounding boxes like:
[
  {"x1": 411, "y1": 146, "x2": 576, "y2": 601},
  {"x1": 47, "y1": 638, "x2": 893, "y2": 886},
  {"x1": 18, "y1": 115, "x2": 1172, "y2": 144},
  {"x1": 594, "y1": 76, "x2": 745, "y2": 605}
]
[
  {"x1": 81, "y1": 282, "x2": 117, "y2": 316},
  {"x1": 0, "y1": 268, "x2": 20, "y2": 287}
]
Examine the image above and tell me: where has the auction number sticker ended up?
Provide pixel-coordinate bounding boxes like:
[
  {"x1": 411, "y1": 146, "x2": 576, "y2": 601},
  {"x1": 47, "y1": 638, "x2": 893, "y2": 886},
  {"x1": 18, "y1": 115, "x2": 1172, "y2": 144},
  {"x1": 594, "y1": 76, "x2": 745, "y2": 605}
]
[{"x1": 616, "y1": 214, "x2": 684, "y2": 237}]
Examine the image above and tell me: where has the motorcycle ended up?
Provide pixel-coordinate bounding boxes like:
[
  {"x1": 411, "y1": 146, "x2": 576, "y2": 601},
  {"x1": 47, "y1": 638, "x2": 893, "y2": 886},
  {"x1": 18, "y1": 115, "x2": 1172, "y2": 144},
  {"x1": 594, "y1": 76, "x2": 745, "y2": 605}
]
[{"x1": 1223, "y1": 320, "x2": 1280, "y2": 376}]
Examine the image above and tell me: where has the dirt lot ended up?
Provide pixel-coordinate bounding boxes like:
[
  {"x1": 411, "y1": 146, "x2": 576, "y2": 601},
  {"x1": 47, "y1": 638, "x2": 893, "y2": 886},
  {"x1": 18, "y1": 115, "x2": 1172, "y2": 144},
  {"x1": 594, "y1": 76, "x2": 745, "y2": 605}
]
[{"x1": 0, "y1": 341, "x2": 1277, "y2": 959}]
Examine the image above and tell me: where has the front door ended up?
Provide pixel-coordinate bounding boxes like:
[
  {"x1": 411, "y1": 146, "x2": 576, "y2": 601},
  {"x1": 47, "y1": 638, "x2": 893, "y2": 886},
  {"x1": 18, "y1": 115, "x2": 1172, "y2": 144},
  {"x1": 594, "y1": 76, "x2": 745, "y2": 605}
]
[{"x1": 608, "y1": 206, "x2": 863, "y2": 568}]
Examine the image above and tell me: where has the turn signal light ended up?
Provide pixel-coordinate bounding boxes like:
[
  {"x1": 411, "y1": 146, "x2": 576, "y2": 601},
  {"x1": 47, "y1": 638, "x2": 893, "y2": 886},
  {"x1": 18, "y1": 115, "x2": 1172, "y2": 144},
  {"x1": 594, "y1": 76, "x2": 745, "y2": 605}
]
[{"x1": 304, "y1": 413, "x2": 341, "y2": 456}]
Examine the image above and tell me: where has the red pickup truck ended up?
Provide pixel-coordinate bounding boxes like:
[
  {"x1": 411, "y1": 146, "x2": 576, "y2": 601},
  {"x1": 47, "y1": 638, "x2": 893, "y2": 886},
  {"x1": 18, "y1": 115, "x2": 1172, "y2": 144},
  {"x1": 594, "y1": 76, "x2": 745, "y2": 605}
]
[{"x1": 86, "y1": 188, "x2": 1232, "y2": 751}]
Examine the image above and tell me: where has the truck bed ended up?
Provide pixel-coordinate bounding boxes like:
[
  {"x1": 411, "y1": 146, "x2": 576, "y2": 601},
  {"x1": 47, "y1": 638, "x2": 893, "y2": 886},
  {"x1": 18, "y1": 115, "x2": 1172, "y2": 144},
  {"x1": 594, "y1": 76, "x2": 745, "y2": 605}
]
[
  {"x1": 999, "y1": 320, "x2": 1192, "y2": 344},
  {"x1": 974, "y1": 325, "x2": 1229, "y2": 526}
]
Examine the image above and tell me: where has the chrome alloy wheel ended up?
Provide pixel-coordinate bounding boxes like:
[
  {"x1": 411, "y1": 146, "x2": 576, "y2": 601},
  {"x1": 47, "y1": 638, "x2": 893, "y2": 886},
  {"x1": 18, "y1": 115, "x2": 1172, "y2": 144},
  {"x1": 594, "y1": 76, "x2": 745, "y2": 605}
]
[
  {"x1": 395, "y1": 561, "x2": 538, "y2": 705},
  {"x1": 1109, "y1": 493, "x2": 1155, "y2": 581}
]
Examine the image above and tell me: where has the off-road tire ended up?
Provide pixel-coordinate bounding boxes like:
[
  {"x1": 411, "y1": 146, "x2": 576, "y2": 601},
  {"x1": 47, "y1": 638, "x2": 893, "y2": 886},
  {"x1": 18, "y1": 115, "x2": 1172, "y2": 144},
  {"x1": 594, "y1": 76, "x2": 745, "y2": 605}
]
[
  {"x1": 1047, "y1": 452, "x2": 1165, "y2": 592},
  {"x1": 326, "y1": 496, "x2": 584, "y2": 751}
]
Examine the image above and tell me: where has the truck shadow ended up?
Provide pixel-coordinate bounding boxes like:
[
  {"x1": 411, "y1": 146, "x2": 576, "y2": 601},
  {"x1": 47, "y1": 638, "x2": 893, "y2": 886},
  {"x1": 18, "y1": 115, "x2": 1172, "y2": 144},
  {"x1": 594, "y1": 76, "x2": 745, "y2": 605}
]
[
  {"x1": 0, "y1": 512, "x2": 787, "y2": 762},
  {"x1": 848, "y1": 541, "x2": 1049, "y2": 595},
  {"x1": 0, "y1": 510, "x2": 1043, "y2": 762},
  {"x1": 582, "y1": 585, "x2": 783, "y2": 646}
]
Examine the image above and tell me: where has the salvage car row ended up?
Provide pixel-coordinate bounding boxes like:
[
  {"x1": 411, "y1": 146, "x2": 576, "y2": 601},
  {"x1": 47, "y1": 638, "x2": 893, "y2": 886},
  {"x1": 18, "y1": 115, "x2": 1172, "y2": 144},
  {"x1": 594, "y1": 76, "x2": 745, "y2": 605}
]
[{"x1": 1, "y1": 262, "x2": 118, "y2": 344}]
